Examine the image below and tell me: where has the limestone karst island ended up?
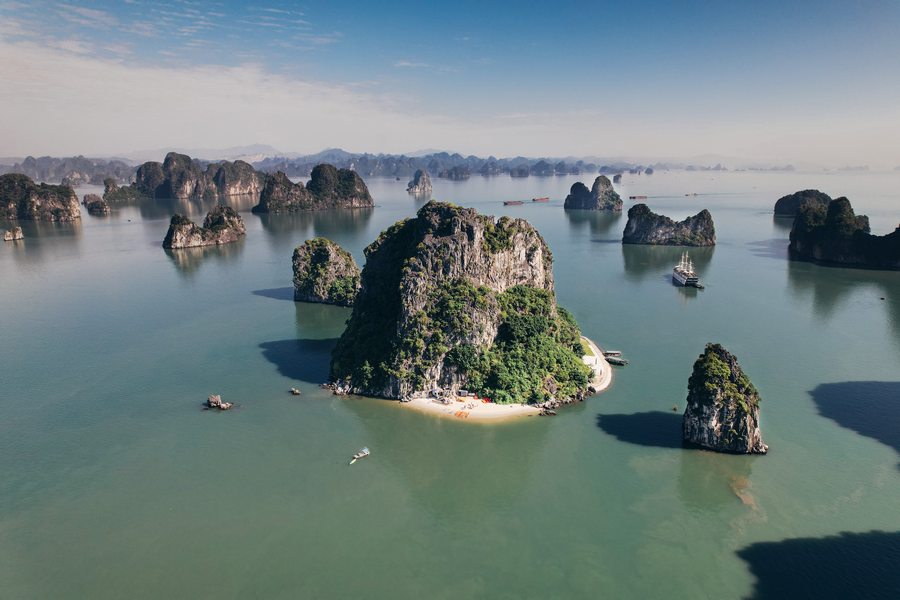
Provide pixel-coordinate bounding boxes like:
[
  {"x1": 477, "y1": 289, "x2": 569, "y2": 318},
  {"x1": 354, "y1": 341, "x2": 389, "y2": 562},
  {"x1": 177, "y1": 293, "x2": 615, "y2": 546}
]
[{"x1": 2, "y1": 1, "x2": 899, "y2": 598}]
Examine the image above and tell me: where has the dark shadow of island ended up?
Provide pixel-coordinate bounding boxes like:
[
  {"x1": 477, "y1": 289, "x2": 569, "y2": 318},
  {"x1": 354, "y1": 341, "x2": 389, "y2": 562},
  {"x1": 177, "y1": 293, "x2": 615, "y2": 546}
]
[
  {"x1": 747, "y1": 238, "x2": 789, "y2": 261},
  {"x1": 596, "y1": 411, "x2": 684, "y2": 449},
  {"x1": 252, "y1": 287, "x2": 295, "y2": 301},
  {"x1": 810, "y1": 381, "x2": 900, "y2": 467},
  {"x1": 737, "y1": 530, "x2": 900, "y2": 600},
  {"x1": 259, "y1": 338, "x2": 339, "y2": 384}
]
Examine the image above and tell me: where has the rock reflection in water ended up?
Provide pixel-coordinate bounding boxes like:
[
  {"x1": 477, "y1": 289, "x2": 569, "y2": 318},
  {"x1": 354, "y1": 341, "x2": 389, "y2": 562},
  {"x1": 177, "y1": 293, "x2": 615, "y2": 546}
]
[
  {"x1": 621, "y1": 244, "x2": 714, "y2": 281},
  {"x1": 164, "y1": 239, "x2": 245, "y2": 278},
  {"x1": 564, "y1": 209, "x2": 622, "y2": 236}
]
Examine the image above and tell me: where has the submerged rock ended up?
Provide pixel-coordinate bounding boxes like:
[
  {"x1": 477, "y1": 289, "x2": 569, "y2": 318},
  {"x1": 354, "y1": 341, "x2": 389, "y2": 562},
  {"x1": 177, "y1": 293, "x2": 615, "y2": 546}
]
[
  {"x1": 205, "y1": 394, "x2": 233, "y2": 410},
  {"x1": 3, "y1": 226, "x2": 24, "y2": 241},
  {"x1": 774, "y1": 189, "x2": 832, "y2": 217},
  {"x1": 564, "y1": 175, "x2": 622, "y2": 211},
  {"x1": 406, "y1": 169, "x2": 433, "y2": 195},
  {"x1": 330, "y1": 201, "x2": 591, "y2": 405},
  {"x1": 683, "y1": 343, "x2": 767, "y2": 454},
  {"x1": 0, "y1": 173, "x2": 81, "y2": 221},
  {"x1": 622, "y1": 204, "x2": 716, "y2": 246},
  {"x1": 162, "y1": 205, "x2": 246, "y2": 249},
  {"x1": 82, "y1": 193, "x2": 111, "y2": 216},
  {"x1": 292, "y1": 238, "x2": 361, "y2": 306},
  {"x1": 789, "y1": 197, "x2": 899, "y2": 269},
  {"x1": 252, "y1": 165, "x2": 373, "y2": 213}
]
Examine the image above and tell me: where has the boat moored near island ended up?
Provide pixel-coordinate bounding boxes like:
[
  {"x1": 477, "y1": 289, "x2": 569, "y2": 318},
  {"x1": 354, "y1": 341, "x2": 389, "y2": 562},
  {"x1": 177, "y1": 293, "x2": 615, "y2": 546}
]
[{"x1": 673, "y1": 252, "x2": 704, "y2": 288}]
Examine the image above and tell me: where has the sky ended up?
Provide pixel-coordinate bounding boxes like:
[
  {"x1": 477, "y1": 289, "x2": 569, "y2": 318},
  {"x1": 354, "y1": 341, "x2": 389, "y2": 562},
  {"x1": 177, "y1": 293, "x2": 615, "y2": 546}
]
[{"x1": 1, "y1": 0, "x2": 899, "y2": 167}]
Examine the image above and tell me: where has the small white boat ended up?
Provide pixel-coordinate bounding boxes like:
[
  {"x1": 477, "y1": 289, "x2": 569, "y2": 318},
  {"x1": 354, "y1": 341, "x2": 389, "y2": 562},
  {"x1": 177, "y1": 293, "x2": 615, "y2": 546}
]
[{"x1": 349, "y1": 447, "x2": 370, "y2": 465}]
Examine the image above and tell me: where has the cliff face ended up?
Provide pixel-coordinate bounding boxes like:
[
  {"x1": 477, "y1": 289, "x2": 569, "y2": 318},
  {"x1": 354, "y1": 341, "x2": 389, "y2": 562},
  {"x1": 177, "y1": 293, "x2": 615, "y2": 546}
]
[
  {"x1": 252, "y1": 164, "x2": 374, "y2": 213},
  {"x1": 407, "y1": 169, "x2": 433, "y2": 195},
  {"x1": 330, "y1": 201, "x2": 590, "y2": 404},
  {"x1": 0, "y1": 173, "x2": 81, "y2": 221},
  {"x1": 82, "y1": 194, "x2": 110, "y2": 216},
  {"x1": 564, "y1": 175, "x2": 622, "y2": 211},
  {"x1": 622, "y1": 204, "x2": 716, "y2": 246},
  {"x1": 789, "y1": 197, "x2": 899, "y2": 269},
  {"x1": 126, "y1": 153, "x2": 265, "y2": 202},
  {"x1": 292, "y1": 238, "x2": 361, "y2": 306},
  {"x1": 162, "y1": 205, "x2": 246, "y2": 249},
  {"x1": 774, "y1": 189, "x2": 832, "y2": 217},
  {"x1": 683, "y1": 343, "x2": 768, "y2": 454}
]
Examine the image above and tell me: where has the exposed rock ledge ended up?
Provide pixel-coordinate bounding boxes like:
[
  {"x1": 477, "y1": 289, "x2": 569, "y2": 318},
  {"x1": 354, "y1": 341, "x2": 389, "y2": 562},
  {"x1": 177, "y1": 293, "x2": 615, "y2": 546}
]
[
  {"x1": 82, "y1": 193, "x2": 111, "y2": 216},
  {"x1": 292, "y1": 237, "x2": 361, "y2": 306},
  {"x1": 683, "y1": 343, "x2": 768, "y2": 454},
  {"x1": 162, "y1": 205, "x2": 246, "y2": 249},
  {"x1": 564, "y1": 175, "x2": 622, "y2": 211},
  {"x1": 622, "y1": 204, "x2": 715, "y2": 246}
]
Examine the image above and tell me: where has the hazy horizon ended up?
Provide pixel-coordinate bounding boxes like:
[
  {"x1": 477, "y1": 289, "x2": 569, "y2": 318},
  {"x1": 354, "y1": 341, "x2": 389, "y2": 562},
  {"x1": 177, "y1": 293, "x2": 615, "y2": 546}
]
[{"x1": 2, "y1": 1, "x2": 899, "y2": 168}]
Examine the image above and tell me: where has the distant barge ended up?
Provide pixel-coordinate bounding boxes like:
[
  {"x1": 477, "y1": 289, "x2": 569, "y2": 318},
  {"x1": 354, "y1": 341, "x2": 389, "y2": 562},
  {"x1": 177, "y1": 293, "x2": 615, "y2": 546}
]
[
  {"x1": 629, "y1": 195, "x2": 647, "y2": 199},
  {"x1": 504, "y1": 200, "x2": 525, "y2": 206},
  {"x1": 532, "y1": 197, "x2": 550, "y2": 202}
]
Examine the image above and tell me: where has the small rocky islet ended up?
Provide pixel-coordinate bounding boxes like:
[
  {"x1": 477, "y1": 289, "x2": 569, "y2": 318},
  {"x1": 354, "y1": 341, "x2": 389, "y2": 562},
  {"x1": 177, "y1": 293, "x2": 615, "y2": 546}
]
[
  {"x1": 252, "y1": 164, "x2": 373, "y2": 213},
  {"x1": 683, "y1": 343, "x2": 767, "y2": 454},
  {"x1": 329, "y1": 201, "x2": 592, "y2": 407},
  {"x1": 292, "y1": 238, "x2": 361, "y2": 306},
  {"x1": 789, "y1": 197, "x2": 899, "y2": 270},
  {"x1": 563, "y1": 175, "x2": 622, "y2": 211},
  {"x1": 162, "y1": 205, "x2": 246, "y2": 249},
  {"x1": 773, "y1": 189, "x2": 832, "y2": 217},
  {"x1": 82, "y1": 194, "x2": 110, "y2": 216},
  {"x1": 406, "y1": 169, "x2": 433, "y2": 195},
  {"x1": 0, "y1": 173, "x2": 81, "y2": 221},
  {"x1": 3, "y1": 226, "x2": 24, "y2": 241},
  {"x1": 622, "y1": 203, "x2": 716, "y2": 246}
]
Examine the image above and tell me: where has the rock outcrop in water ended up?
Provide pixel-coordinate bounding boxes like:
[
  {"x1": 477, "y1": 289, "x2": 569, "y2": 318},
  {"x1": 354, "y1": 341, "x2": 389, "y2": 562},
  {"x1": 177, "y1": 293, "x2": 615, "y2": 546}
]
[
  {"x1": 0, "y1": 173, "x2": 81, "y2": 221},
  {"x1": 3, "y1": 226, "x2": 24, "y2": 241},
  {"x1": 82, "y1": 194, "x2": 111, "y2": 216},
  {"x1": 774, "y1": 189, "x2": 832, "y2": 217},
  {"x1": 252, "y1": 165, "x2": 373, "y2": 213},
  {"x1": 564, "y1": 175, "x2": 622, "y2": 211},
  {"x1": 622, "y1": 204, "x2": 715, "y2": 246},
  {"x1": 162, "y1": 205, "x2": 246, "y2": 249},
  {"x1": 789, "y1": 197, "x2": 900, "y2": 269},
  {"x1": 406, "y1": 169, "x2": 433, "y2": 195},
  {"x1": 292, "y1": 238, "x2": 361, "y2": 306},
  {"x1": 437, "y1": 166, "x2": 470, "y2": 180},
  {"x1": 683, "y1": 343, "x2": 768, "y2": 454},
  {"x1": 330, "y1": 201, "x2": 591, "y2": 405}
]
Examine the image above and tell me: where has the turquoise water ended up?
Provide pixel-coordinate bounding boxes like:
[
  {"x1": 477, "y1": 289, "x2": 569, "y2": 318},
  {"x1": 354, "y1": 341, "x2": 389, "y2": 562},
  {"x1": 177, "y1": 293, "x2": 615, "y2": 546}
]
[{"x1": 1, "y1": 171, "x2": 898, "y2": 598}]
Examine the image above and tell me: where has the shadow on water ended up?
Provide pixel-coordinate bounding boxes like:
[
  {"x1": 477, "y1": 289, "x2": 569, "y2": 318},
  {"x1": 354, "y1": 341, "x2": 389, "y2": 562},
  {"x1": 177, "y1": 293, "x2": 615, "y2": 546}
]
[
  {"x1": 810, "y1": 381, "x2": 900, "y2": 466},
  {"x1": 621, "y1": 244, "x2": 714, "y2": 281},
  {"x1": 252, "y1": 287, "x2": 295, "y2": 301},
  {"x1": 164, "y1": 240, "x2": 244, "y2": 278},
  {"x1": 737, "y1": 530, "x2": 900, "y2": 600},
  {"x1": 596, "y1": 411, "x2": 684, "y2": 449},
  {"x1": 259, "y1": 338, "x2": 339, "y2": 384},
  {"x1": 564, "y1": 210, "x2": 622, "y2": 235}
]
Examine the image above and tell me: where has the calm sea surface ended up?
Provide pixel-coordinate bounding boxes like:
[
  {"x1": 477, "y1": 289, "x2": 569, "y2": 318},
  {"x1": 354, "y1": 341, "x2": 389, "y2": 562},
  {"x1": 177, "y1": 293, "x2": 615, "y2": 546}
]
[{"x1": 1, "y1": 171, "x2": 898, "y2": 598}]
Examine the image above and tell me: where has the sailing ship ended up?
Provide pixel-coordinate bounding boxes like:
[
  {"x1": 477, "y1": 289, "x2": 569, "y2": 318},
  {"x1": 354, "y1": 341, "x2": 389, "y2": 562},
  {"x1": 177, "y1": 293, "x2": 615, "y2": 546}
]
[{"x1": 673, "y1": 252, "x2": 703, "y2": 288}]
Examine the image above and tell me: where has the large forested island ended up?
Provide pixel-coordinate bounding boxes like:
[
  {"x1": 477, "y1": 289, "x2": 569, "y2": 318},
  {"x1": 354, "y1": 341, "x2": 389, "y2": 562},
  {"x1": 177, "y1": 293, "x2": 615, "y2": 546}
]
[
  {"x1": 789, "y1": 197, "x2": 900, "y2": 269},
  {"x1": 622, "y1": 204, "x2": 716, "y2": 246},
  {"x1": 329, "y1": 201, "x2": 591, "y2": 405},
  {"x1": 252, "y1": 164, "x2": 373, "y2": 213},
  {"x1": 0, "y1": 173, "x2": 81, "y2": 221}
]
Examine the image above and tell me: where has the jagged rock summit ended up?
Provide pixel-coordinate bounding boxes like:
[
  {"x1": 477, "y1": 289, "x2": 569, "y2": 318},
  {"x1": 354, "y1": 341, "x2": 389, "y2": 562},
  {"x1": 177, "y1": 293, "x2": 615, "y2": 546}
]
[
  {"x1": 774, "y1": 189, "x2": 832, "y2": 217},
  {"x1": 330, "y1": 201, "x2": 591, "y2": 405},
  {"x1": 789, "y1": 197, "x2": 899, "y2": 269},
  {"x1": 292, "y1": 238, "x2": 361, "y2": 306},
  {"x1": 82, "y1": 194, "x2": 111, "y2": 216},
  {"x1": 252, "y1": 164, "x2": 373, "y2": 213},
  {"x1": 683, "y1": 343, "x2": 768, "y2": 454},
  {"x1": 0, "y1": 173, "x2": 81, "y2": 221},
  {"x1": 162, "y1": 205, "x2": 246, "y2": 249},
  {"x1": 564, "y1": 175, "x2": 622, "y2": 211},
  {"x1": 406, "y1": 169, "x2": 433, "y2": 195},
  {"x1": 622, "y1": 204, "x2": 715, "y2": 246}
]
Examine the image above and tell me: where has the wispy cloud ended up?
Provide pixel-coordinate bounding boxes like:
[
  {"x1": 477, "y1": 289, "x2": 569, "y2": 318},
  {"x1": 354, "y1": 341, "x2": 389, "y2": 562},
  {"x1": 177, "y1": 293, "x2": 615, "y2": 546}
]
[
  {"x1": 393, "y1": 60, "x2": 430, "y2": 68},
  {"x1": 57, "y1": 3, "x2": 119, "y2": 28}
]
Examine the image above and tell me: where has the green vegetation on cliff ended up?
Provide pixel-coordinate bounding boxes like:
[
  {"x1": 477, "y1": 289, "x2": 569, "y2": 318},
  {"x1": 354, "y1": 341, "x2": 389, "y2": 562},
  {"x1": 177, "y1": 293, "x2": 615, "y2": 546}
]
[{"x1": 688, "y1": 343, "x2": 758, "y2": 414}]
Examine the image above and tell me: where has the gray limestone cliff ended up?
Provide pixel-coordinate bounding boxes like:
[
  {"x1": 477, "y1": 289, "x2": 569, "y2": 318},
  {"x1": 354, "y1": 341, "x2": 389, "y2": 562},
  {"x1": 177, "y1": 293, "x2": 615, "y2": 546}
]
[
  {"x1": 682, "y1": 343, "x2": 768, "y2": 454},
  {"x1": 622, "y1": 204, "x2": 716, "y2": 246},
  {"x1": 292, "y1": 238, "x2": 361, "y2": 306},
  {"x1": 789, "y1": 197, "x2": 899, "y2": 269},
  {"x1": 82, "y1": 193, "x2": 110, "y2": 216},
  {"x1": 406, "y1": 169, "x2": 433, "y2": 195},
  {"x1": 564, "y1": 176, "x2": 622, "y2": 211},
  {"x1": 162, "y1": 205, "x2": 246, "y2": 249},
  {"x1": 0, "y1": 173, "x2": 81, "y2": 221},
  {"x1": 330, "y1": 201, "x2": 591, "y2": 405},
  {"x1": 252, "y1": 164, "x2": 373, "y2": 213},
  {"x1": 774, "y1": 189, "x2": 832, "y2": 217}
]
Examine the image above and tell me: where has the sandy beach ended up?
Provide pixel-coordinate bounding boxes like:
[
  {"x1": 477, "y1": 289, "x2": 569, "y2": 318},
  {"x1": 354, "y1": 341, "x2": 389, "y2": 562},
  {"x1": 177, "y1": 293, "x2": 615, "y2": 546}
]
[{"x1": 393, "y1": 336, "x2": 612, "y2": 422}]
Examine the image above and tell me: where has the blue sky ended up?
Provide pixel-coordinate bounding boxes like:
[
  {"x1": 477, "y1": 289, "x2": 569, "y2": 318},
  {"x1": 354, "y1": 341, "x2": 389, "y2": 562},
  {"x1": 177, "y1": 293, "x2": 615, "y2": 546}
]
[{"x1": 1, "y1": 0, "x2": 899, "y2": 165}]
